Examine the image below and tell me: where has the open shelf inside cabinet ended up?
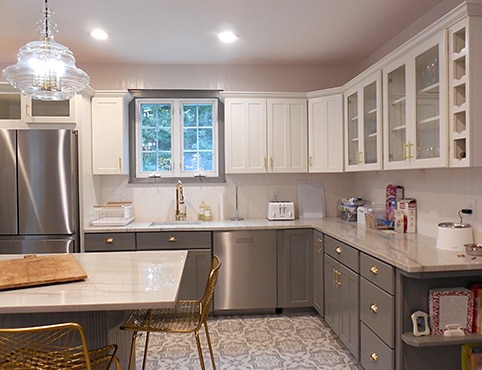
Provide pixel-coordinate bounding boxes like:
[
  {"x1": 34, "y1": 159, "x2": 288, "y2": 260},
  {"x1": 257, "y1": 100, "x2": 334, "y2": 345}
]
[{"x1": 402, "y1": 332, "x2": 482, "y2": 347}]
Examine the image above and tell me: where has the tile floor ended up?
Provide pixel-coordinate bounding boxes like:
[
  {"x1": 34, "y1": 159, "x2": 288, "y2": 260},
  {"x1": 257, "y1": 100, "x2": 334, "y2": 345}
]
[{"x1": 134, "y1": 312, "x2": 363, "y2": 370}]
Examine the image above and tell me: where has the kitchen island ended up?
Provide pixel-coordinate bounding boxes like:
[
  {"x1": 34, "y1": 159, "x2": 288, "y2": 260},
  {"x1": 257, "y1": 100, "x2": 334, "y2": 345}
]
[{"x1": 0, "y1": 250, "x2": 187, "y2": 367}]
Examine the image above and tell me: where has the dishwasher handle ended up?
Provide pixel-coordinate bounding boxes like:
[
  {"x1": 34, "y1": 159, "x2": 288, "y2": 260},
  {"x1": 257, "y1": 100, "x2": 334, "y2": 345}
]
[{"x1": 235, "y1": 237, "x2": 255, "y2": 244}]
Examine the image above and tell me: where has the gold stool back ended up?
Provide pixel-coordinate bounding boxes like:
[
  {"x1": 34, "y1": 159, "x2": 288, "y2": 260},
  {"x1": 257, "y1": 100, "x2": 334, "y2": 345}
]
[
  {"x1": 0, "y1": 322, "x2": 120, "y2": 370},
  {"x1": 122, "y1": 255, "x2": 221, "y2": 370}
]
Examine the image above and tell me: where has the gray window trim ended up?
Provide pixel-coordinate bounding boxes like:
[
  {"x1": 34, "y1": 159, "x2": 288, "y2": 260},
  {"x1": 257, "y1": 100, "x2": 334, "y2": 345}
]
[{"x1": 128, "y1": 89, "x2": 225, "y2": 184}]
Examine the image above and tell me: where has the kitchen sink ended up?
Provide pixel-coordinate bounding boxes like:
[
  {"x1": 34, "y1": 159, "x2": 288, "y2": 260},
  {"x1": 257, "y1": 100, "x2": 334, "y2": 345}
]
[{"x1": 149, "y1": 221, "x2": 201, "y2": 227}]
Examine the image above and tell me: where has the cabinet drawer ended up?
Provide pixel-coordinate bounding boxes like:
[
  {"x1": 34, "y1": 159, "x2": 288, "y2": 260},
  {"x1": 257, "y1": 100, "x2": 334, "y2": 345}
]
[
  {"x1": 361, "y1": 253, "x2": 395, "y2": 294},
  {"x1": 360, "y1": 323, "x2": 394, "y2": 370},
  {"x1": 84, "y1": 233, "x2": 136, "y2": 251},
  {"x1": 137, "y1": 231, "x2": 212, "y2": 250},
  {"x1": 324, "y1": 235, "x2": 359, "y2": 272},
  {"x1": 360, "y1": 278, "x2": 395, "y2": 347}
]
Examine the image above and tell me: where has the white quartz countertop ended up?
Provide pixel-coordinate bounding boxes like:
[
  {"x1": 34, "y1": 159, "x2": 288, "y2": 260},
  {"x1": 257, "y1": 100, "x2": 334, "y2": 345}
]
[
  {"x1": 0, "y1": 251, "x2": 187, "y2": 314},
  {"x1": 85, "y1": 218, "x2": 482, "y2": 274}
]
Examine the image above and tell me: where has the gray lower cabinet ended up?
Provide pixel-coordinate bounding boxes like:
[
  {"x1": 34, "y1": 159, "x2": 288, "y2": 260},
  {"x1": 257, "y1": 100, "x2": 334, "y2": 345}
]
[
  {"x1": 324, "y1": 235, "x2": 360, "y2": 360},
  {"x1": 313, "y1": 230, "x2": 324, "y2": 316},
  {"x1": 84, "y1": 232, "x2": 136, "y2": 251},
  {"x1": 359, "y1": 253, "x2": 395, "y2": 370},
  {"x1": 277, "y1": 229, "x2": 313, "y2": 308},
  {"x1": 136, "y1": 231, "x2": 212, "y2": 300}
]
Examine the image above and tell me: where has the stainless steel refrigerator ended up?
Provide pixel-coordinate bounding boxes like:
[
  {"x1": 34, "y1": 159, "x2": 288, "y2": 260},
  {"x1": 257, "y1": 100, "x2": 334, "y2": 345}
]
[{"x1": 0, "y1": 129, "x2": 79, "y2": 254}]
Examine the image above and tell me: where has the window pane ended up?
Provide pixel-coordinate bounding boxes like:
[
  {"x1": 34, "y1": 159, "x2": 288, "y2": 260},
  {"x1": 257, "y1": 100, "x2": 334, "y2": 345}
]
[
  {"x1": 140, "y1": 103, "x2": 172, "y2": 173},
  {"x1": 182, "y1": 103, "x2": 214, "y2": 172}
]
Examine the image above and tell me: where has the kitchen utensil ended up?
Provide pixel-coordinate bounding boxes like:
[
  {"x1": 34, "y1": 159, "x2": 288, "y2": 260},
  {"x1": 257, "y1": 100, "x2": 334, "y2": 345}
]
[
  {"x1": 267, "y1": 201, "x2": 295, "y2": 220},
  {"x1": 464, "y1": 243, "x2": 482, "y2": 256},
  {"x1": 231, "y1": 185, "x2": 244, "y2": 221}
]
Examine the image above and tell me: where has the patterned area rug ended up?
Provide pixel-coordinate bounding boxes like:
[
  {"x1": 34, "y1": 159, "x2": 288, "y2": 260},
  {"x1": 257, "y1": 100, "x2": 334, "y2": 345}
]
[{"x1": 135, "y1": 312, "x2": 363, "y2": 369}]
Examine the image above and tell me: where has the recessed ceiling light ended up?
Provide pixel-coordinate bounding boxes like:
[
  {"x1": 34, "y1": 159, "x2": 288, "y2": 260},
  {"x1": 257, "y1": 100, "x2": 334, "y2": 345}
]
[
  {"x1": 218, "y1": 31, "x2": 238, "y2": 43},
  {"x1": 91, "y1": 29, "x2": 109, "y2": 40}
]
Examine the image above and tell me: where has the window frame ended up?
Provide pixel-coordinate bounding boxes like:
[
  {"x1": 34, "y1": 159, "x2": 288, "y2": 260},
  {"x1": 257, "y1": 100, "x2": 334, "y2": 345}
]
[{"x1": 128, "y1": 90, "x2": 225, "y2": 184}]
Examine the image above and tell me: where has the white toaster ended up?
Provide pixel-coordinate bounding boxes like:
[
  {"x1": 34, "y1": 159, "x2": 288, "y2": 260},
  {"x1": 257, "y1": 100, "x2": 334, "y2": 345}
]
[{"x1": 267, "y1": 201, "x2": 295, "y2": 220}]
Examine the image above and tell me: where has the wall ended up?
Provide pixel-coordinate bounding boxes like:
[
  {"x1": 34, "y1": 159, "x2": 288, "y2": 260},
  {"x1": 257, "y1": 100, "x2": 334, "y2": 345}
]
[{"x1": 76, "y1": 0, "x2": 482, "y2": 244}]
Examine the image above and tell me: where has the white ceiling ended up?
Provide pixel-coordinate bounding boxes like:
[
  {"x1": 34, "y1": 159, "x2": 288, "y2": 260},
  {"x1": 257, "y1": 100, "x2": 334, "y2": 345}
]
[{"x1": 0, "y1": 0, "x2": 450, "y2": 67}]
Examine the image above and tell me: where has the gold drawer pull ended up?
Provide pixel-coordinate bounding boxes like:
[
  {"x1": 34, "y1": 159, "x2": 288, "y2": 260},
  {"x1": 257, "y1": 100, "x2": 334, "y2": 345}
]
[
  {"x1": 370, "y1": 266, "x2": 379, "y2": 275},
  {"x1": 105, "y1": 237, "x2": 115, "y2": 244},
  {"x1": 370, "y1": 352, "x2": 379, "y2": 362},
  {"x1": 335, "y1": 246, "x2": 342, "y2": 254},
  {"x1": 168, "y1": 236, "x2": 177, "y2": 242},
  {"x1": 370, "y1": 303, "x2": 378, "y2": 313}
]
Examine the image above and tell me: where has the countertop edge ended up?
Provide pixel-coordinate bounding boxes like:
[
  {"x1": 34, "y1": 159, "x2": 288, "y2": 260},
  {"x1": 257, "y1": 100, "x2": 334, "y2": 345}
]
[{"x1": 84, "y1": 218, "x2": 482, "y2": 274}]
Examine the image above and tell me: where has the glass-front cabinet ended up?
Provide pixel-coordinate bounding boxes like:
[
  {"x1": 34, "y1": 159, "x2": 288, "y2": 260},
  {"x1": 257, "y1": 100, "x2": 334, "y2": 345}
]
[
  {"x1": 383, "y1": 32, "x2": 447, "y2": 170},
  {"x1": 344, "y1": 72, "x2": 382, "y2": 171}
]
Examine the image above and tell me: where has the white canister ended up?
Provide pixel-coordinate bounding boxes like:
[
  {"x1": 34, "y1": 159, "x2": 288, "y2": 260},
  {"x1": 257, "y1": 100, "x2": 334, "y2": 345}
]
[{"x1": 436, "y1": 222, "x2": 474, "y2": 251}]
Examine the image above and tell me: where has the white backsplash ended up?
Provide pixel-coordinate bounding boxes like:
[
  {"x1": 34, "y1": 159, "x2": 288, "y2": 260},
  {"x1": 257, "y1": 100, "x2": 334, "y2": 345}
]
[{"x1": 86, "y1": 168, "x2": 482, "y2": 243}]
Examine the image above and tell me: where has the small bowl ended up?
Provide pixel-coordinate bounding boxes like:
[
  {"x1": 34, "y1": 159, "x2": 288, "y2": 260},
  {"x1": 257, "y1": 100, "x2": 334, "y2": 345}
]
[{"x1": 464, "y1": 243, "x2": 482, "y2": 256}]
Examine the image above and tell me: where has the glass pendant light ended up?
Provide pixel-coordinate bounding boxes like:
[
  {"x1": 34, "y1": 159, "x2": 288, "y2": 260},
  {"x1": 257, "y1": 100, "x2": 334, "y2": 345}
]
[{"x1": 2, "y1": 0, "x2": 89, "y2": 101}]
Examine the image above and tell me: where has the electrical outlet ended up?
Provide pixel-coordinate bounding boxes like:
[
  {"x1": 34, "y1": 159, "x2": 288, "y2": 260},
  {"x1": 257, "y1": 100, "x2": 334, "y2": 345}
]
[
  {"x1": 463, "y1": 198, "x2": 476, "y2": 219},
  {"x1": 271, "y1": 188, "x2": 279, "y2": 201}
]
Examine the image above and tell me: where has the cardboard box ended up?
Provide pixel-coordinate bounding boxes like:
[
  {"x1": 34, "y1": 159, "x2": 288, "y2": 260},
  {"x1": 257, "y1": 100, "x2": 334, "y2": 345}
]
[{"x1": 398, "y1": 198, "x2": 417, "y2": 233}]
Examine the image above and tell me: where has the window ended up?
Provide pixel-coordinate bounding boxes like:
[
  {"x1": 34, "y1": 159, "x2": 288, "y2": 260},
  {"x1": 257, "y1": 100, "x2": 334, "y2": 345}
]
[{"x1": 129, "y1": 90, "x2": 224, "y2": 183}]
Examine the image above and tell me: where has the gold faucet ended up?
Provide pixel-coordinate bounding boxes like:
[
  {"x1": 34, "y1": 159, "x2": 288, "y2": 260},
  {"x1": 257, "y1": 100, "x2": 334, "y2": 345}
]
[{"x1": 175, "y1": 180, "x2": 186, "y2": 221}]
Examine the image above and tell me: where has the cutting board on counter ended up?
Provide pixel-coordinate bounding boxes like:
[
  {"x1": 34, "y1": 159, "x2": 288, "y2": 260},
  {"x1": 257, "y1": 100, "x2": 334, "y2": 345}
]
[{"x1": 0, "y1": 254, "x2": 87, "y2": 290}]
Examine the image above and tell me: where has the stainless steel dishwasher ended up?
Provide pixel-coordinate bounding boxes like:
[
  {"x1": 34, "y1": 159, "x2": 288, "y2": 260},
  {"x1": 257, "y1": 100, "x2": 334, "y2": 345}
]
[{"x1": 213, "y1": 230, "x2": 277, "y2": 312}]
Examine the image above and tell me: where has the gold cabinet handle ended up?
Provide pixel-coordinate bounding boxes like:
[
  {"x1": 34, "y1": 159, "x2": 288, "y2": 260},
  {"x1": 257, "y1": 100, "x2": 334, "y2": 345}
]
[
  {"x1": 264, "y1": 157, "x2": 267, "y2": 170},
  {"x1": 335, "y1": 246, "x2": 342, "y2": 254},
  {"x1": 168, "y1": 236, "x2": 177, "y2": 242},
  {"x1": 309, "y1": 156, "x2": 313, "y2": 167},
  {"x1": 333, "y1": 268, "x2": 338, "y2": 287},
  {"x1": 335, "y1": 270, "x2": 342, "y2": 287},
  {"x1": 370, "y1": 266, "x2": 379, "y2": 275},
  {"x1": 370, "y1": 303, "x2": 378, "y2": 313},
  {"x1": 105, "y1": 237, "x2": 115, "y2": 244},
  {"x1": 269, "y1": 156, "x2": 273, "y2": 170},
  {"x1": 370, "y1": 353, "x2": 379, "y2": 362}
]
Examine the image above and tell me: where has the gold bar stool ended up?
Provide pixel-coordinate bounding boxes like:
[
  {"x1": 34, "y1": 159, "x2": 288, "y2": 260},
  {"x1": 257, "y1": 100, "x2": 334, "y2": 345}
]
[
  {"x1": 121, "y1": 255, "x2": 221, "y2": 370},
  {"x1": 0, "y1": 322, "x2": 120, "y2": 369}
]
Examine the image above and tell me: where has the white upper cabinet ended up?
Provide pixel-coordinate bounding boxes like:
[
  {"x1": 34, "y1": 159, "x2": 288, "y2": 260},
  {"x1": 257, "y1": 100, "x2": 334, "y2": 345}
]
[
  {"x1": 224, "y1": 94, "x2": 307, "y2": 174},
  {"x1": 225, "y1": 98, "x2": 267, "y2": 173},
  {"x1": 267, "y1": 98, "x2": 307, "y2": 173},
  {"x1": 344, "y1": 72, "x2": 382, "y2": 171},
  {"x1": 383, "y1": 31, "x2": 447, "y2": 170},
  {"x1": 24, "y1": 96, "x2": 77, "y2": 123},
  {"x1": 0, "y1": 82, "x2": 91, "y2": 125},
  {"x1": 308, "y1": 93, "x2": 343, "y2": 173},
  {"x1": 91, "y1": 91, "x2": 132, "y2": 175},
  {"x1": 448, "y1": 15, "x2": 482, "y2": 167}
]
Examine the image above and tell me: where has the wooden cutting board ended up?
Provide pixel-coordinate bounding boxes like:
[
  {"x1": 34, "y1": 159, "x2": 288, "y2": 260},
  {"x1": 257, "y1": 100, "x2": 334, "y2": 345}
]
[{"x1": 0, "y1": 254, "x2": 87, "y2": 290}]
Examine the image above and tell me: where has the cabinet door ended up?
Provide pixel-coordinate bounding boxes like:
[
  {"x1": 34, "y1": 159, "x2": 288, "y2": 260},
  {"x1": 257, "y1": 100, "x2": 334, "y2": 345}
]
[
  {"x1": 267, "y1": 99, "x2": 307, "y2": 173},
  {"x1": 25, "y1": 96, "x2": 76, "y2": 123},
  {"x1": 178, "y1": 249, "x2": 211, "y2": 300},
  {"x1": 0, "y1": 84, "x2": 22, "y2": 122},
  {"x1": 324, "y1": 254, "x2": 339, "y2": 331},
  {"x1": 338, "y1": 263, "x2": 360, "y2": 360},
  {"x1": 277, "y1": 229, "x2": 313, "y2": 308},
  {"x1": 313, "y1": 230, "x2": 324, "y2": 316},
  {"x1": 345, "y1": 73, "x2": 382, "y2": 172},
  {"x1": 308, "y1": 94, "x2": 343, "y2": 173},
  {"x1": 92, "y1": 93, "x2": 130, "y2": 174},
  {"x1": 225, "y1": 98, "x2": 267, "y2": 173},
  {"x1": 384, "y1": 32, "x2": 447, "y2": 170}
]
